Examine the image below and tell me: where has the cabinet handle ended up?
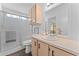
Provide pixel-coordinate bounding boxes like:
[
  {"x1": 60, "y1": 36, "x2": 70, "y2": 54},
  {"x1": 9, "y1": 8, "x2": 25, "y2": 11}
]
[
  {"x1": 52, "y1": 50, "x2": 54, "y2": 56},
  {"x1": 49, "y1": 48, "x2": 50, "y2": 51},
  {"x1": 34, "y1": 41, "x2": 36, "y2": 46},
  {"x1": 38, "y1": 44, "x2": 40, "y2": 49}
]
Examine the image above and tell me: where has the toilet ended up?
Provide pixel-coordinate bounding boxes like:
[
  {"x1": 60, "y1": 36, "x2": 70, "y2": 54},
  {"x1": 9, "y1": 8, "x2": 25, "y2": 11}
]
[{"x1": 22, "y1": 40, "x2": 31, "y2": 54}]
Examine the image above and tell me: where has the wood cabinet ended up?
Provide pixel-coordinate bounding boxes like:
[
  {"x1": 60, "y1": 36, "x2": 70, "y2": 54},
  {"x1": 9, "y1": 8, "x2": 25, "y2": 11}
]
[
  {"x1": 32, "y1": 38, "x2": 48, "y2": 56},
  {"x1": 35, "y1": 4, "x2": 42, "y2": 24},
  {"x1": 31, "y1": 4, "x2": 36, "y2": 23},
  {"x1": 28, "y1": 3, "x2": 42, "y2": 24},
  {"x1": 38, "y1": 41, "x2": 48, "y2": 56},
  {"x1": 49, "y1": 46, "x2": 74, "y2": 56},
  {"x1": 32, "y1": 38, "x2": 74, "y2": 56},
  {"x1": 32, "y1": 39, "x2": 38, "y2": 56}
]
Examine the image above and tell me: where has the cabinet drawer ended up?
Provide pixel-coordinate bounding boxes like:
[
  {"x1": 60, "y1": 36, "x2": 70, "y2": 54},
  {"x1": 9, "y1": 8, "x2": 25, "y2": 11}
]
[{"x1": 49, "y1": 46, "x2": 74, "y2": 56}]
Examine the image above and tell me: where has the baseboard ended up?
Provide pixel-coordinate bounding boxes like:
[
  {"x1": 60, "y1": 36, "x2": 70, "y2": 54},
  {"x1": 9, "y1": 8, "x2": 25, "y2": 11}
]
[{"x1": 0, "y1": 46, "x2": 24, "y2": 56}]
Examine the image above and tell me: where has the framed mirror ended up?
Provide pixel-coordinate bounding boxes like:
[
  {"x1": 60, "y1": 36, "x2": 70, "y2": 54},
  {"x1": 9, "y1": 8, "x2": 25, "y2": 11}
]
[{"x1": 48, "y1": 16, "x2": 56, "y2": 34}]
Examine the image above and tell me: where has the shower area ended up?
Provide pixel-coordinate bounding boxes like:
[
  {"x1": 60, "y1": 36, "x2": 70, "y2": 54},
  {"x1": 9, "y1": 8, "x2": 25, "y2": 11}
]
[{"x1": 0, "y1": 6, "x2": 28, "y2": 55}]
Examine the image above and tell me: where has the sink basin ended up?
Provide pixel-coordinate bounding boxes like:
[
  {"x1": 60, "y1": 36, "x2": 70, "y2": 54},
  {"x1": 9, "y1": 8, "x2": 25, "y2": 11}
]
[
  {"x1": 47, "y1": 35, "x2": 57, "y2": 41},
  {"x1": 41, "y1": 34, "x2": 57, "y2": 41}
]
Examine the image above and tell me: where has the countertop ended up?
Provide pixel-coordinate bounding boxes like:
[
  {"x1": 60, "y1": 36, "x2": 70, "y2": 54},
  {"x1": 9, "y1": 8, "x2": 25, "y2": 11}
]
[{"x1": 32, "y1": 34, "x2": 79, "y2": 56}]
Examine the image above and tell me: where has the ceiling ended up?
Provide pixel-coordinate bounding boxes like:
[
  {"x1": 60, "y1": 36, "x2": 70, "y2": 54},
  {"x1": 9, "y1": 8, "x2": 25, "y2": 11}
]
[{"x1": 2, "y1": 3, "x2": 34, "y2": 14}]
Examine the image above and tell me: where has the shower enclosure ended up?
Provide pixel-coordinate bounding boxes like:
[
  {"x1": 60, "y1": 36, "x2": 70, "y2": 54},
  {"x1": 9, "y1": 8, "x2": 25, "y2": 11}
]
[{"x1": 0, "y1": 7, "x2": 27, "y2": 55}]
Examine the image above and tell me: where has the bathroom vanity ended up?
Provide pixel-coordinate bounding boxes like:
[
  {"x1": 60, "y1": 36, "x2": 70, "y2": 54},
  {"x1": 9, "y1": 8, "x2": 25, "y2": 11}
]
[{"x1": 32, "y1": 34, "x2": 79, "y2": 56}]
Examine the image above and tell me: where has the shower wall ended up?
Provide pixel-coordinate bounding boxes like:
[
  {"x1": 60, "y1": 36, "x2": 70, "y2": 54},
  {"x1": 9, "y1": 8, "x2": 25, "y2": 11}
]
[
  {"x1": 0, "y1": 11, "x2": 3, "y2": 52},
  {"x1": 0, "y1": 6, "x2": 27, "y2": 55}
]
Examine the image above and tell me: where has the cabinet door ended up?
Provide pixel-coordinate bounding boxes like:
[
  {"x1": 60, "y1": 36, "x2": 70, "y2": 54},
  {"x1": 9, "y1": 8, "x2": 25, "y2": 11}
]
[
  {"x1": 32, "y1": 39, "x2": 38, "y2": 56},
  {"x1": 36, "y1": 4, "x2": 42, "y2": 24},
  {"x1": 49, "y1": 46, "x2": 74, "y2": 56},
  {"x1": 38, "y1": 41, "x2": 48, "y2": 56},
  {"x1": 31, "y1": 4, "x2": 36, "y2": 23}
]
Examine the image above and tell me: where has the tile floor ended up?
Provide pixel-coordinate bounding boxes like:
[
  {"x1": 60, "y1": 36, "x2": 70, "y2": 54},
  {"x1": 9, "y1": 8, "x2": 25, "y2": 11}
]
[{"x1": 7, "y1": 49, "x2": 32, "y2": 56}]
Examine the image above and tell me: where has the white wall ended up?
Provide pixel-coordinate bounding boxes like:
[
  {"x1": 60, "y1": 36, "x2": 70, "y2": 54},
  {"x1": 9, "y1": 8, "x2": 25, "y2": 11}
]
[
  {"x1": 46, "y1": 3, "x2": 79, "y2": 41},
  {"x1": 68, "y1": 4, "x2": 79, "y2": 41},
  {"x1": 0, "y1": 4, "x2": 2, "y2": 10},
  {"x1": 40, "y1": 3, "x2": 47, "y2": 33},
  {"x1": 0, "y1": 11, "x2": 3, "y2": 52}
]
